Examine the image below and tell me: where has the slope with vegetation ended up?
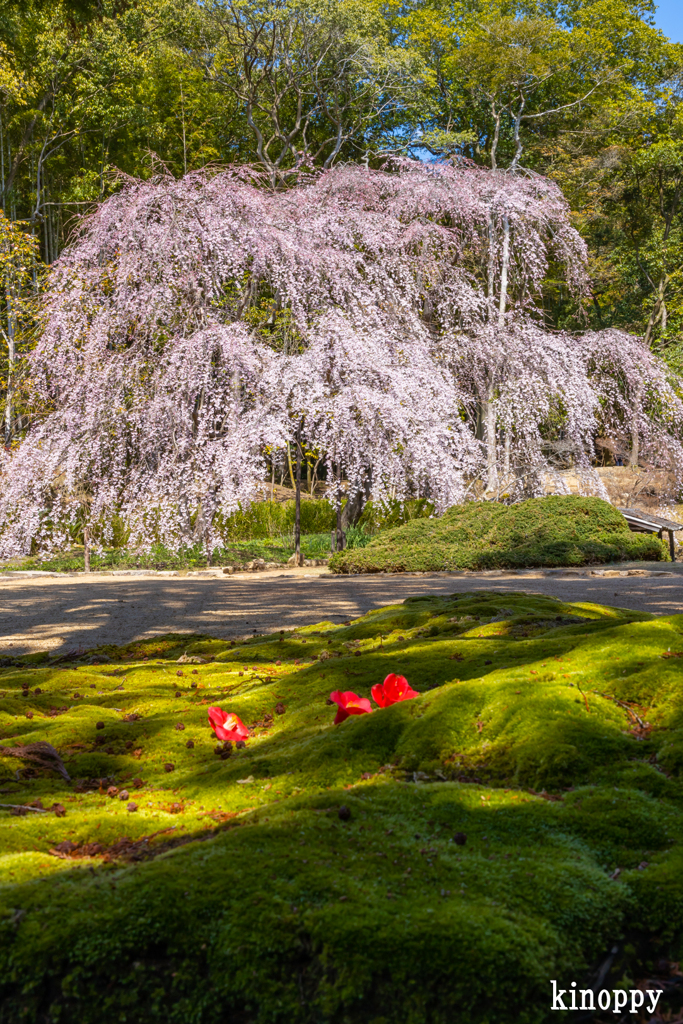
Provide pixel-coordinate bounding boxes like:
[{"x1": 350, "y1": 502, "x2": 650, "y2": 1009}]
[
  {"x1": 2, "y1": 590, "x2": 683, "y2": 1021},
  {"x1": 330, "y1": 496, "x2": 668, "y2": 574},
  {"x1": 8, "y1": 498, "x2": 339, "y2": 573}
]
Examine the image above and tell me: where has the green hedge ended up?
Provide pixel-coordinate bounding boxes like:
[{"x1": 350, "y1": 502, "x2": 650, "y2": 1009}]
[{"x1": 330, "y1": 496, "x2": 669, "y2": 573}]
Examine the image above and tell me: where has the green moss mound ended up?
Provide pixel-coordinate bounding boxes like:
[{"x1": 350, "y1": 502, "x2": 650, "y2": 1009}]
[
  {"x1": 329, "y1": 495, "x2": 668, "y2": 574},
  {"x1": 2, "y1": 591, "x2": 683, "y2": 1022}
]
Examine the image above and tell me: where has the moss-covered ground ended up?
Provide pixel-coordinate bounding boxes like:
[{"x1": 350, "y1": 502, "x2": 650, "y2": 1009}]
[
  {"x1": 2, "y1": 590, "x2": 683, "y2": 1022},
  {"x1": 330, "y1": 496, "x2": 669, "y2": 574}
]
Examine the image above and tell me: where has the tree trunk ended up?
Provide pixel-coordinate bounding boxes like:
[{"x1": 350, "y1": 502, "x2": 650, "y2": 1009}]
[
  {"x1": 294, "y1": 422, "x2": 302, "y2": 565},
  {"x1": 503, "y1": 429, "x2": 511, "y2": 482},
  {"x1": 180, "y1": 77, "x2": 187, "y2": 176},
  {"x1": 335, "y1": 462, "x2": 344, "y2": 551},
  {"x1": 286, "y1": 441, "x2": 296, "y2": 490},
  {"x1": 629, "y1": 428, "x2": 639, "y2": 469},
  {"x1": 643, "y1": 274, "x2": 670, "y2": 347},
  {"x1": 341, "y1": 484, "x2": 365, "y2": 530},
  {"x1": 83, "y1": 526, "x2": 91, "y2": 573},
  {"x1": 630, "y1": 414, "x2": 640, "y2": 469},
  {"x1": 0, "y1": 111, "x2": 5, "y2": 211},
  {"x1": 4, "y1": 280, "x2": 14, "y2": 446},
  {"x1": 484, "y1": 384, "x2": 499, "y2": 494}
]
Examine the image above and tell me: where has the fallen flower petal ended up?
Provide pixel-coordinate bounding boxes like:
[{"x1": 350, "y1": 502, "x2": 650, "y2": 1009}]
[
  {"x1": 371, "y1": 683, "x2": 391, "y2": 708},
  {"x1": 329, "y1": 690, "x2": 372, "y2": 725},
  {"x1": 208, "y1": 707, "x2": 250, "y2": 743},
  {"x1": 371, "y1": 673, "x2": 419, "y2": 708}
]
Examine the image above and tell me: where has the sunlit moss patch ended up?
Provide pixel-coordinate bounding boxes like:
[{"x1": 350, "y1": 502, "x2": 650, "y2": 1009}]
[{"x1": 1, "y1": 590, "x2": 683, "y2": 1022}]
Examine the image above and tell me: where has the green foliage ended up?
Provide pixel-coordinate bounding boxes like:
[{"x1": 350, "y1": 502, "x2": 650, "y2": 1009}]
[
  {"x1": 219, "y1": 499, "x2": 336, "y2": 541},
  {"x1": 2, "y1": 591, "x2": 683, "y2": 1021},
  {"x1": 544, "y1": 39, "x2": 683, "y2": 351},
  {"x1": 344, "y1": 523, "x2": 373, "y2": 549},
  {"x1": 14, "y1": 530, "x2": 335, "y2": 573},
  {"x1": 330, "y1": 496, "x2": 669, "y2": 573},
  {"x1": 358, "y1": 496, "x2": 435, "y2": 532},
  {"x1": 8, "y1": 501, "x2": 339, "y2": 571},
  {"x1": 0, "y1": 213, "x2": 43, "y2": 438},
  {"x1": 398, "y1": 0, "x2": 672, "y2": 172}
]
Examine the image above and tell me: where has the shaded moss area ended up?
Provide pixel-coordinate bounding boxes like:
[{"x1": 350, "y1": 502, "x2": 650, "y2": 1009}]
[
  {"x1": 329, "y1": 496, "x2": 668, "y2": 573},
  {"x1": 1, "y1": 591, "x2": 683, "y2": 1022}
]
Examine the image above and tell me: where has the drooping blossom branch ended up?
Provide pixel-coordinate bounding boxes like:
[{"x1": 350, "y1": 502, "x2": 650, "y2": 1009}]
[{"x1": 1, "y1": 160, "x2": 679, "y2": 560}]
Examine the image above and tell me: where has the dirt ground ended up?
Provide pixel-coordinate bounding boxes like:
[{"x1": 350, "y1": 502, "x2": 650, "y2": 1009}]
[{"x1": 2, "y1": 563, "x2": 683, "y2": 656}]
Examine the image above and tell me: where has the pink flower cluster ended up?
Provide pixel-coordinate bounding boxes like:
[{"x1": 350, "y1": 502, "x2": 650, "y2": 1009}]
[{"x1": 1, "y1": 159, "x2": 681, "y2": 559}]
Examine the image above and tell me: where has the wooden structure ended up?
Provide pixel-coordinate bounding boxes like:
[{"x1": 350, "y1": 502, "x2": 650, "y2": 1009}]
[{"x1": 618, "y1": 508, "x2": 683, "y2": 562}]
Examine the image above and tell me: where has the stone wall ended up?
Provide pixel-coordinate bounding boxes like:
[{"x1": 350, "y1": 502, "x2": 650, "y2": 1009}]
[{"x1": 543, "y1": 467, "x2": 677, "y2": 510}]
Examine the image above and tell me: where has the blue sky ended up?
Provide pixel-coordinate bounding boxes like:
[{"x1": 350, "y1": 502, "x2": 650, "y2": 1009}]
[{"x1": 654, "y1": 0, "x2": 683, "y2": 42}]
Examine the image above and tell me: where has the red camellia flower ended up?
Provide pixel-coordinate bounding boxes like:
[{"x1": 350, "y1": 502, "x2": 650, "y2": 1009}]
[
  {"x1": 329, "y1": 690, "x2": 373, "y2": 725},
  {"x1": 208, "y1": 707, "x2": 249, "y2": 742},
  {"x1": 371, "y1": 673, "x2": 419, "y2": 708}
]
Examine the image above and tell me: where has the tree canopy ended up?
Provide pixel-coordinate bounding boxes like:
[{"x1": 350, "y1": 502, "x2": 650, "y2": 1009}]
[
  {"x1": 1, "y1": 158, "x2": 681, "y2": 558},
  {"x1": 1, "y1": 0, "x2": 682, "y2": 554}
]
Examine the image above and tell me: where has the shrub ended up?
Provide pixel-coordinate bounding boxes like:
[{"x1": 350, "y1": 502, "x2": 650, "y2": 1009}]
[{"x1": 330, "y1": 495, "x2": 668, "y2": 573}]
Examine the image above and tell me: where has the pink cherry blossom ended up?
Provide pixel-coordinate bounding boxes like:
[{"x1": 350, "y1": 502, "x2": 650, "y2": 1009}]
[{"x1": 0, "y1": 160, "x2": 679, "y2": 560}]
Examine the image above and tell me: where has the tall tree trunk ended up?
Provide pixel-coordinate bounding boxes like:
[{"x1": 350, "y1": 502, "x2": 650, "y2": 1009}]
[
  {"x1": 4, "y1": 91, "x2": 51, "y2": 198},
  {"x1": 503, "y1": 429, "x2": 511, "y2": 482},
  {"x1": 4, "y1": 280, "x2": 15, "y2": 445},
  {"x1": 643, "y1": 274, "x2": 670, "y2": 347},
  {"x1": 489, "y1": 109, "x2": 501, "y2": 170},
  {"x1": 629, "y1": 427, "x2": 639, "y2": 469},
  {"x1": 294, "y1": 422, "x2": 302, "y2": 565},
  {"x1": 484, "y1": 381, "x2": 499, "y2": 493},
  {"x1": 482, "y1": 215, "x2": 510, "y2": 493},
  {"x1": 286, "y1": 440, "x2": 296, "y2": 490},
  {"x1": 0, "y1": 111, "x2": 5, "y2": 212},
  {"x1": 335, "y1": 461, "x2": 344, "y2": 552}
]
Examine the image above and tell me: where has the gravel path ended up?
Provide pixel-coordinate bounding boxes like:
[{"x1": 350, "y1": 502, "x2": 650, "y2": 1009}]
[{"x1": 1, "y1": 564, "x2": 683, "y2": 656}]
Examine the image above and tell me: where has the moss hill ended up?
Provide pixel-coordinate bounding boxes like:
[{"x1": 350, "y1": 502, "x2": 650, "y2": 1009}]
[
  {"x1": 2, "y1": 591, "x2": 683, "y2": 1022},
  {"x1": 330, "y1": 495, "x2": 667, "y2": 574}
]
